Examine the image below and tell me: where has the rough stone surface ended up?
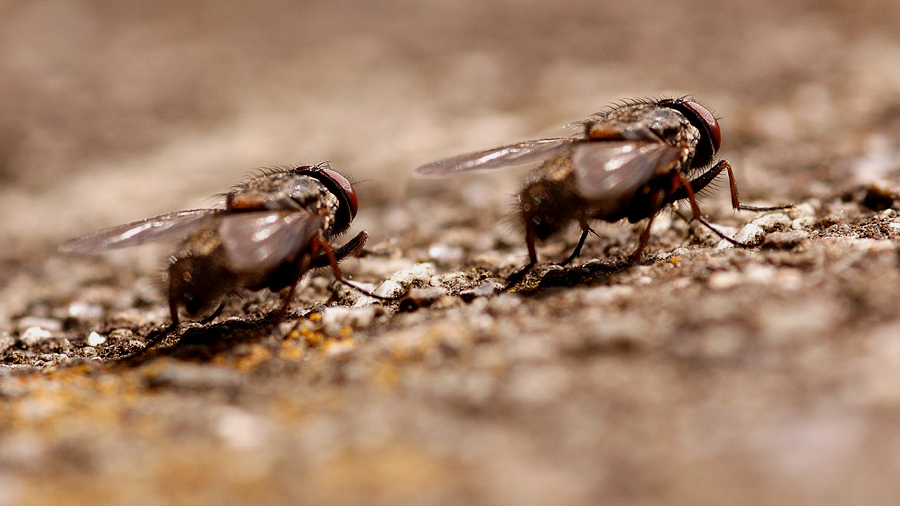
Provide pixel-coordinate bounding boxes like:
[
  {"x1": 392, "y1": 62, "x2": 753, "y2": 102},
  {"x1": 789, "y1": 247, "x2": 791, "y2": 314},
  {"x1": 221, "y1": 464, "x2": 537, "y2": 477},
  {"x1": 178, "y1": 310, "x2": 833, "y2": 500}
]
[{"x1": 4, "y1": 2, "x2": 900, "y2": 505}]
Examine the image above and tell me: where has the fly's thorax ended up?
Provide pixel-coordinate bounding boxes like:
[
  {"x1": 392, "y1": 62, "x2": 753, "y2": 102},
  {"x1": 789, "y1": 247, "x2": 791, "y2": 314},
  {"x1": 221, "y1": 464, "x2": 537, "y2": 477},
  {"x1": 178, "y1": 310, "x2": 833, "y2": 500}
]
[
  {"x1": 589, "y1": 103, "x2": 695, "y2": 140},
  {"x1": 228, "y1": 173, "x2": 341, "y2": 235},
  {"x1": 585, "y1": 102, "x2": 699, "y2": 173},
  {"x1": 229, "y1": 173, "x2": 338, "y2": 213}
]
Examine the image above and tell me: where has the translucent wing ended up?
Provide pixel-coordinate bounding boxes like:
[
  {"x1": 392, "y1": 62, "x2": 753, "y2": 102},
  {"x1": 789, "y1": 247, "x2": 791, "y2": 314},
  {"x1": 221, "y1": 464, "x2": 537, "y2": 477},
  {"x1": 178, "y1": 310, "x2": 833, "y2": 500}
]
[
  {"x1": 60, "y1": 209, "x2": 222, "y2": 255},
  {"x1": 218, "y1": 210, "x2": 324, "y2": 272},
  {"x1": 571, "y1": 141, "x2": 682, "y2": 200},
  {"x1": 415, "y1": 138, "x2": 576, "y2": 176}
]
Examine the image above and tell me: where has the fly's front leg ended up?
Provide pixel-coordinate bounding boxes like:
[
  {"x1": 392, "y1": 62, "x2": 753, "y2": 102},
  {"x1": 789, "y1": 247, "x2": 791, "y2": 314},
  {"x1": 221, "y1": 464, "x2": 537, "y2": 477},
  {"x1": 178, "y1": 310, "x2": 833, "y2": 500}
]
[
  {"x1": 675, "y1": 172, "x2": 766, "y2": 248},
  {"x1": 672, "y1": 160, "x2": 792, "y2": 212},
  {"x1": 313, "y1": 236, "x2": 403, "y2": 301},
  {"x1": 720, "y1": 160, "x2": 792, "y2": 212},
  {"x1": 672, "y1": 160, "x2": 792, "y2": 248},
  {"x1": 309, "y1": 231, "x2": 368, "y2": 269}
]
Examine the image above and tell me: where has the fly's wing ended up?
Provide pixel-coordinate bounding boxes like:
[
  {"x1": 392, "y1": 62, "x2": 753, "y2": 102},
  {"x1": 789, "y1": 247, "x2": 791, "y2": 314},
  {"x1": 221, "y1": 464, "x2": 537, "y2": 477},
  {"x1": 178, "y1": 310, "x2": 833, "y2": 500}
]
[
  {"x1": 415, "y1": 138, "x2": 576, "y2": 176},
  {"x1": 217, "y1": 210, "x2": 324, "y2": 273},
  {"x1": 60, "y1": 209, "x2": 222, "y2": 255},
  {"x1": 571, "y1": 141, "x2": 682, "y2": 200}
]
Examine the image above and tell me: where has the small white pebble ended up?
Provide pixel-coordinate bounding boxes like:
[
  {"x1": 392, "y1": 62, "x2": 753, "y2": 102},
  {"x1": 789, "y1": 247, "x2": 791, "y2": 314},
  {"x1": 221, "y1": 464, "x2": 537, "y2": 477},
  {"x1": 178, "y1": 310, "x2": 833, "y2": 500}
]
[
  {"x1": 791, "y1": 217, "x2": 816, "y2": 230},
  {"x1": 460, "y1": 281, "x2": 502, "y2": 300},
  {"x1": 388, "y1": 263, "x2": 437, "y2": 285},
  {"x1": 87, "y1": 332, "x2": 107, "y2": 347},
  {"x1": 745, "y1": 264, "x2": 775, "y2": 284},
  {"x1": 353, "y1": 280, "x2": 403, "y2": 307},
  {"x1": 733, "y1": 223, "x2": 766, "y2": 245},
  {"x1": 750, "y1": 213, "x2": 791, "y2": 232},
  {"x1": 375, "y1": 280, "x2": 405, "y2": 298},
  {"x1": 215, "y1": 408, "x2": 269, "y2": 450},
  {"x1": 788, "y1": 202, "x2": 817, "y2": 219},
  {"x1": 20, "y1": 327, "x2": 53, "y2": 346},
  {"x1": 323, "y1": 338, "x2": 356, "y2": 357},
  {"x1": 15, "y1": 317, "x2": 62, "y2": 333}
]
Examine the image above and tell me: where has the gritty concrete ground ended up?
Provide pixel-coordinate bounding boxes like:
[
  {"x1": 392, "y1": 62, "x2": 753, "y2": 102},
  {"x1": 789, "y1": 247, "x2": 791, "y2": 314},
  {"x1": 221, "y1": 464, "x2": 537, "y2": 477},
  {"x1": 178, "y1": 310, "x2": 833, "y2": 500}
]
[{"x1": 4, "y1": 1, "x2": 900, "y2": 505}]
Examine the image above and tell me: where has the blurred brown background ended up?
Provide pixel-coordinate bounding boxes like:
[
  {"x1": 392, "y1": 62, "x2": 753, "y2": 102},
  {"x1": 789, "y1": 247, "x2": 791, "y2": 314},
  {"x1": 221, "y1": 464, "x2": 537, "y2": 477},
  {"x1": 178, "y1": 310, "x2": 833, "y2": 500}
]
[
  {"x1": 4, "y1": 0, "x2": 900, "y2": 249},
  {"x1": 5, "y1": 1, "x2": 900, "y2": 505}
]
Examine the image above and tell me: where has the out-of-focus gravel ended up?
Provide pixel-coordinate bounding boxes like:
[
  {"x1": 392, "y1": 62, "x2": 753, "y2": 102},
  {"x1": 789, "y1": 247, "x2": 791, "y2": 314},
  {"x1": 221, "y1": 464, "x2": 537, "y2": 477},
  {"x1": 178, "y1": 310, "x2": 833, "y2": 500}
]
[{"x1": 4, "y1": 1, "x2": 900, "y2": 505}]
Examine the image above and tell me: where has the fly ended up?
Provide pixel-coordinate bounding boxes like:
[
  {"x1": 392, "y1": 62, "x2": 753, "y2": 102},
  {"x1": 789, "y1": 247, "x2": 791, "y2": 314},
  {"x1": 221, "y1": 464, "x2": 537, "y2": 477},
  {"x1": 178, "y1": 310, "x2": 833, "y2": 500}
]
[
  {"x1": 61, "y1": 163, "x2": 380, "y2": 349},
  {"x1": 416, "y1": 97, "x2": 791, "y2": 286}
]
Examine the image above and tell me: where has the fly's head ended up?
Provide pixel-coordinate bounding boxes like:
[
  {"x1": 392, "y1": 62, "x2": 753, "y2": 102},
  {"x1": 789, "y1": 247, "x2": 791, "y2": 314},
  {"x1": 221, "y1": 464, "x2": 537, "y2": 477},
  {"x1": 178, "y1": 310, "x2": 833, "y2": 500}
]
[
  {"x1": 657, "y1": 98, "x2": 721, "y2": 169},
  {"x1": 296, "y1": 164, "x2": 358, "y2": 238}
]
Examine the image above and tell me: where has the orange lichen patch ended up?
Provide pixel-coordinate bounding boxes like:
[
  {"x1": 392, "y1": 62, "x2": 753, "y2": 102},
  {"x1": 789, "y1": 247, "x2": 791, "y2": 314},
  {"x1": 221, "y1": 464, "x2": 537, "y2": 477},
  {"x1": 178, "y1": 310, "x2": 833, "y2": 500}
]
[
  {"x1": 669, "y1": 256, "x2": 682, "y2": 265},
  {"x1": 278, "y1": 339, "x2": 306, "y2": 360},
  {"x1": 234, "y1": 345, "x2": 273, "y2": 372},
  {"x1": 339, "y1": 326, "x2": 353, "y2": 338},
  {"x1": 308, "y1": 312, "x2": 322, "y2": 322},
  {"x1": 0, "y1": 365, "x2": 143, "y2": 433},
  {"x1": 301, "y1": 327, "x2": 325, "y2": 347},
  {"x1": 282, "y1": 326, "x2": 302, "y2": 341}
]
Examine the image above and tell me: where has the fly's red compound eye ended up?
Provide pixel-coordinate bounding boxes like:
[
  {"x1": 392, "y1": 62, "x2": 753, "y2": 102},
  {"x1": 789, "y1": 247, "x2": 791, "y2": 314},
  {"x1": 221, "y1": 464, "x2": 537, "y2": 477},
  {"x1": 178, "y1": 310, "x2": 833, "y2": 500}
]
[
  {"x1": 681, "y1": 101, "x2": 721, "y2": 154},
  {"x1": 319, "y1": 167, "x2": 358, "y2": 219}
]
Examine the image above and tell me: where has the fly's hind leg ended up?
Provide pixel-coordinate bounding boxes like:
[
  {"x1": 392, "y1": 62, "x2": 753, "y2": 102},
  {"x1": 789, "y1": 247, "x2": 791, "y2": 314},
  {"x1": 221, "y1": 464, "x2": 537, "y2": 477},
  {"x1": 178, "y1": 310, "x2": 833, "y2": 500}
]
[
  {"x1": 559, "y1": 222, "x2": 595, "y2": 266},
  {"x1": 504, "y1": 225, "x2": 538, "y2": 290},
  {"x1": 133, "y1": 298, "x2": 181, "y2": 355}
]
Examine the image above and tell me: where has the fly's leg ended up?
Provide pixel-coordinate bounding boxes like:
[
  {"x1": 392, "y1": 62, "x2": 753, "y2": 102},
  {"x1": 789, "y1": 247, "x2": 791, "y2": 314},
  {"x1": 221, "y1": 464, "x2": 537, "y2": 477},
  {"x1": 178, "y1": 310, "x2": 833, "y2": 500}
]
[
  {"x1": 672, "y1": 160, "x2": 792, "y2": 212},
  {"x1": 559, "y1": 223, "x2": 593, "y2": 266},
  {"x1": 309, "y1": 231, "x2": 368, "y2": 269},
  {"x1": 274, "y1": 254, "x2": 313, "y2": 328},
  {"x1": 628, "y1": 188, "x2": 667, "y2": 263},
  {"x1": 313, "y1": 236, "x2": 403, "y2": 302},
  {"x1": 504, "y1": 225, "x2": 538, "y2": 290},
  {"x1": 720, "y1": 160, "x2": 792, "y2": 212},
  {"x1": 198, "y1": 300, "x2": 227, "y2": 325},
  {"x1": 673, "y1": 160, "x2": 792, "y2": 247},
  {"x1": 630, "y1": 214, "x2": 656, "y2": 263},
  {"x1": 675, "y1": 173, "x2": 749, "y2": 247},
  {"x1": 136, "y1": 283, "x2": 184, "y2": 353}
]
